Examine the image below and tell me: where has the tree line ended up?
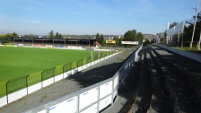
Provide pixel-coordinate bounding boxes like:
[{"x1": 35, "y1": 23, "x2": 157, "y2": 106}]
[
  {"x1": 48, "y1": 30, "x2": 63, "y2": 39},
  {"x1": 0, "y1": 32, "x2": 17, "y2": 44},
  {"x1": 96, "y1": 29, "x2": 144, "y2": 47}
]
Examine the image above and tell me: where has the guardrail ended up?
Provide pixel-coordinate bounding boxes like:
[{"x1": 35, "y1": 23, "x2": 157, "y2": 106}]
[{"x1": 24, "y1": 46, "x2": 142, "y2": 113}]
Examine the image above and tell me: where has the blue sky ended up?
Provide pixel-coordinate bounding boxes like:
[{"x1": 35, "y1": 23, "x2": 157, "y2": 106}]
[{"x1": 0, "y1": 0, "x2": 198, "y2": 35}]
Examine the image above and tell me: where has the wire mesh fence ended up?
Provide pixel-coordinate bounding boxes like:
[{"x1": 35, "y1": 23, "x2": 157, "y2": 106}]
[
  {"x1": 28, "y1": 71, "x2": 42, "y2": 86},
  {"x1": 63, "y1": 63, "x2": 72, "y2": 73},
  {"x1": 77, "y1": 59, "x2": 84, "y2": 67},
  {"x1": 6, "y1": 75, "x2": 28, "y2": 94},
  {"x1": 41, "y1": 67, "x2": 55, "y2": 81},
  {"x1": 87, "y1": 57, "x2": 91, "y2": 64},
  {"x1": 0, "y1": 81, "x2": 7, "y2": 97}
]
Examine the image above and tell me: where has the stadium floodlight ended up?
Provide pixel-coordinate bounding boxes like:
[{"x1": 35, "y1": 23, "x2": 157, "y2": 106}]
[
  {"x1": 190, "y1": 0, "x2": 199, "y2": 48},
  {"x1": 175, "y1": 21, "x2": 185, "y2": 34}
]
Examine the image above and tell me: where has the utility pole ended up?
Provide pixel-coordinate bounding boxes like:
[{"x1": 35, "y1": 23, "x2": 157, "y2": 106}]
[{"x1": 190, "y1": 0, "x2": 199, "y2": 48}]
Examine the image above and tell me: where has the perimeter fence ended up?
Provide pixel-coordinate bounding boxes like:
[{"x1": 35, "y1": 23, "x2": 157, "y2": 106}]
[{"x1": 0, "y1": 50, "x2": 115, "y2": 102}]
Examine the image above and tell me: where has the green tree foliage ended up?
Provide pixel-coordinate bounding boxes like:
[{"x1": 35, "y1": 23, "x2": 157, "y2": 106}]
[
  {"x1": 96, "y1": 33, "x2": 100, "y2": 40},
  {"x1": 0, "y1": 32, "x2": 18, "y2": 44},
  {"x1": 123, "y1": 29, "x2": 144, "y2": 44},
  {"x1": 182, "y1": 12, "x2": 201, "y2": 46},
  {"x1": 49, "y1": 30, "x2": 63, "y2": 39},
  {"x1": 55, "y1": 32, "x2": 59, "y2": 38},
  {"x1": 55, "y1": 32, "x2": 63, "y2": 38},
  {"x1": 124, "y1": 29, "x2": 137, "y2": 41},
  {"x1": 96, "y1": 33, "x2": 104, "y2": 45},
  {"x1": 113, "y1": 36, "x2": 123, "y2": 46},
  {"x1": 27, "y1": 34, "x2": 34, "y2": 38},
  {"x1": 11, "y1": 32, "x2": 18, "y2": 37},
  {"x1": 143, "y1": 39, "x2": 150, "y2": 45},
  {"x1": 100, "y1": 34, "x2": 104, "y2": 44},
  {"x1": 136, "y1": 32, "x2": 144, "y2": 44},
  {"x1": 49, "y1": 30, "x2": 54, "y2": 38},
  {"x1": 169, "y1": 22, "x2": 178, "y2": 29},
  {"x1": 58, "y1": 34, "x2": 63, "y2": 38}
]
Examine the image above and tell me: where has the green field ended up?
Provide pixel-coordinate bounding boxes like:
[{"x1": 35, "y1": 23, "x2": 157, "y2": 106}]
[{"x1": 0, "y1": 47, "x2": 91, "y2": 82}]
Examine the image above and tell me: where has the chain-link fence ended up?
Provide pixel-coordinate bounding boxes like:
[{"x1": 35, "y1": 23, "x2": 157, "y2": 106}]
[{"x1": 0, "y1": 51, "x2": 116, "y2": 98}]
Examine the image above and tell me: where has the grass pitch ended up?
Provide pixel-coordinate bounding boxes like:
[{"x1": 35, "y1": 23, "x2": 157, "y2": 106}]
[{"x1": 0, "y1": 47, "x2": 91, "y2": 82}]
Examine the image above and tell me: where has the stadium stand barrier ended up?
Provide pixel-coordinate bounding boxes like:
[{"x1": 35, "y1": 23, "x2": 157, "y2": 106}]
[
  {"x1": 0, "y1": 50, "x2": 121, "y2": 108},
  {"x1": 22, "y1": 46, "x2": 142, "y2": 113}
]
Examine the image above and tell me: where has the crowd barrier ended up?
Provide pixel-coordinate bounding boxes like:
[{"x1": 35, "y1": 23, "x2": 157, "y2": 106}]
[
  {"x1": 23, "y1": 46, "x2": 142, "y2": 113},
  {"x1": 0, "y1": 51, "x2": 116, "y2": 108}
]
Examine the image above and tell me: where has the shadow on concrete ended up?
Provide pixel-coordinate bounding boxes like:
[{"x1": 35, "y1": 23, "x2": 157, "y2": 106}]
[{"x1": 65, "y1": 47, "x2": 141, "y2": 113}]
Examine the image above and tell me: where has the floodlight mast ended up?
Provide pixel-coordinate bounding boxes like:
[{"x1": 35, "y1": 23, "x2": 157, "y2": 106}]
[
  {"x1": 198, "y1": 29, "x2": 201, "y2": 50},
  {"x1": 190, "y1": 0, "x2": 200, "y2": 48}
]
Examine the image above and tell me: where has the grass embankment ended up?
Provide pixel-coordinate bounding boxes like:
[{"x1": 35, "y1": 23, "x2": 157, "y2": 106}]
[{"x1": 175, "y1": 46, "x2": 201, "y2": 55}]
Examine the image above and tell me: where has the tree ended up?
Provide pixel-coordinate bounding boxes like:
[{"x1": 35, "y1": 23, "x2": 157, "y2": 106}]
[
  {"x1": 123, "y1": 29, "x2": 144, "y2": 45},
  {"x1": 96, "y1": 33, "x2": 100, "y2": 41},
  {"x1": 0, "y1": 33, "x2": 15, "y2": 44},
  {"x1": 49, "y1": 30, "x2": 54, "y2": 38},
  {"x1": 183, "y1": 11, "x2": 201, "y2": 47},
  {"x1": 169, "y1": 22, "x2": 178, "y2": 29},
  {"x1": 143, "y1": 38, "x2": 150, "y2": 45},
  {"x1": 113, "y1": 36, "x2": 123, "y2": 46},
  {"x1": 58, "y1": 34, "x2": 63, "y2": 38},
  {"x1": 27, "y1": 34, "x2": 34, "y2": 38},
  {"x1": 124, "y1": 29, "x2": 137, "y2": 41},
  {"x1": 136, "y1": 32, "x2": 144, "y2": 44},
  {"x1": 100, "y1": 34, "x2": 104, "y2": 45},
  {"x1": 11, "y1": 32, "x2": 18, "y2": 37},
  {"x1": 55, "y1": 32, "x2": 59, "y2": 38},
  {"x1": 95, "y1": 33, "x2": 105, "y2": 46}
]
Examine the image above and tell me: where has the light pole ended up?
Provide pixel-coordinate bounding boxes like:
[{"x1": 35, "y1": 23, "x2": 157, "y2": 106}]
[
  {"x1": 198, "y1": 28, "x2": 201, "y2": 50},
  {"x1": 190, "y1": 0, "x2": 199, "y2": 48}
]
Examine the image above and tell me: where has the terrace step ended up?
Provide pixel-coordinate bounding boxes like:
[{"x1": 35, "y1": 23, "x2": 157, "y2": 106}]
[
  {"x1": 130, "y1": 47, "x2": 152, "y2": 113},
  {"x1": 148, "y1": 45, "x2": 201, "y2": 113},
  {"x1": 130, "y1": 44, "x2": 201, "y2": 113}
]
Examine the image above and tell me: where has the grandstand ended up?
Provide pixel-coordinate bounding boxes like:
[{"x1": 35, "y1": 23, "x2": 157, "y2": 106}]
[{"x1": 13, "y1": 37, "x2": 96, "y2": 47}]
